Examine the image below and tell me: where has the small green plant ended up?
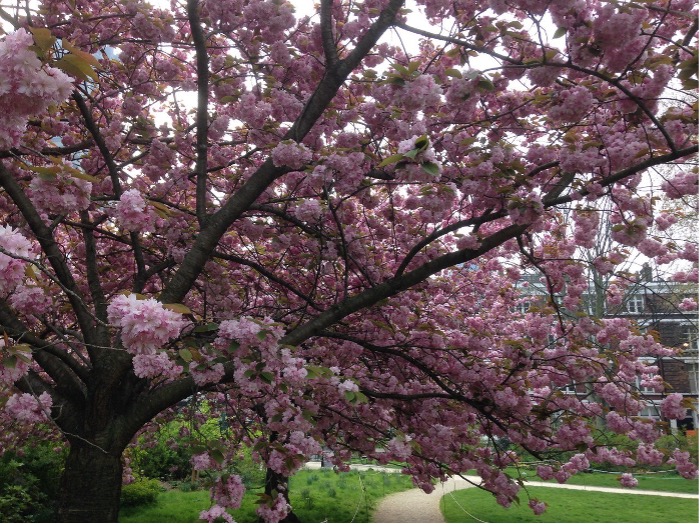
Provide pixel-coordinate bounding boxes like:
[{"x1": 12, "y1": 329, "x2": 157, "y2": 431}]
[
  {"x1": 300, "y1": 488, "x2": 315, "y2": 509},
  {"x1": 326, "y1": 486, "x2": 337, "y2": 498},
  {"x1": 306, "y1": 473, "x2": 319, "y2": 485},
  {"x1": 120, "y1": 479, "x2": 163, "y2": 508}
]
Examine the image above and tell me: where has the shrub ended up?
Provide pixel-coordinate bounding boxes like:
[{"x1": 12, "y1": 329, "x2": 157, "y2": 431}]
[
  {"x1": 0, "y1": 440, "x2": 65, "y2": 522},
  {"x1": 120, "y1": 478, "x2": 163, "y2": 507},
  {"x1": 228, "y1": 446, "x2": 266, "y2": 489},
  {"x1": 129, "y1": 437, "x2": 192, "y2": 481},
  {"x1": 0, "y1": 484, "x2": 33, "y2": 522}
]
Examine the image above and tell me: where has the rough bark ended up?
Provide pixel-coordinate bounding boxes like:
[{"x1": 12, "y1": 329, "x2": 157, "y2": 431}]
[{"x1": 58, "y1": 441, "x2": 124, "y2": 522}]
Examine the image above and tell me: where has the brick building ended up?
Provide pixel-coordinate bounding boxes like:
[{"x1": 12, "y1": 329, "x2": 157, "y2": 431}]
[
  {"x1": 608, "y1": 278, "x2": 698, "y2": 432},
  {"x1": 517, "y1": 270, "x2": 699, "y2": 432}
]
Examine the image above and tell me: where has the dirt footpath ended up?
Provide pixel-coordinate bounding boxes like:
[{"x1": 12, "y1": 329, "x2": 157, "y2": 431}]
[{"x1": 372, "y1": 477, "x2": 475, "y2": 523}]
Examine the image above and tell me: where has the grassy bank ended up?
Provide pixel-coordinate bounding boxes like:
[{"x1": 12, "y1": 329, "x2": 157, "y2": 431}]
[
  {"x1": 508, "y1": 469, "x2": 699, "y2": 494},
  {"x1": 119, "y1": 467, "x2": 414, "y2": 522},
  {"x1": 441, "y1": 486, "x2": 699, "y2": 523}
]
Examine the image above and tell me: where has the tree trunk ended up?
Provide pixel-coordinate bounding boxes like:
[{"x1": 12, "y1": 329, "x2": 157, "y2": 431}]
[
  {"x1": 264, "y1": 468, "x2": 300, "y2": 523},
  {"x1": 57, "y1": 441, "x2": 124, "y2": 522}
]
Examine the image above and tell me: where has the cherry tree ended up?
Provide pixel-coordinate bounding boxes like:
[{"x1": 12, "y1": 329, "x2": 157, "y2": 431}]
[{"x1": 0, "y1": 0, "x2": 697, "y2": 521}]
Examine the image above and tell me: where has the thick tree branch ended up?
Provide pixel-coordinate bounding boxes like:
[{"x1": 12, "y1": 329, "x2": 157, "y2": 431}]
[
  {"x1": 320, "y1": 0, "x2": 339, "y2": 67},
  {"x1": 544, "y1": 145, "x2": 698, "y2": 207},
  {"x1": 0, "y1": 140, "x2": 94, "y2": 159},
  {"x1": 213, "y1": 250, "x2": 324, "y2": 311},
  {"x1": 0, "y1": 163, "x2": 96, "y2": 347},
  {"x1": 281, "y1": 222, "x2": 527, "y2": 346},
  {"x1": 187, "y1": 0, "x2": 210, "y2": 225},
  {"x1": 160, "y1": 0, "x2": 406, "y2": 304},
  {"x1": 71, "y1": 91, "x2": 122, "y2": 196},
  {"x1": 80, "y1": 211, "x2": 108, "y2": 324},
  {"x1": 0, "y1": 301, "x2": 88, "y2": 397}
]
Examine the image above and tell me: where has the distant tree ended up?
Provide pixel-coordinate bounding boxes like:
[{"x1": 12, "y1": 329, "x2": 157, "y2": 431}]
[{"x1": 0, "y1": 1, "x2": 697, "y2": 521}]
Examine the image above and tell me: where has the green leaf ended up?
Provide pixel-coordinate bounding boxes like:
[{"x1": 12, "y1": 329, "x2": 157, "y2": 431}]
[
  {"x1": 3, "y1": 355, "x2": 17, "y2": 370},
  {"x1": 210, "y1": 449, "x2": 225, "y2": 464},
  {"x1": 421, "y1": 162, "x2": 441, "y2": 177},
  {"x1": 413, "y1": 135, "x2": 429, "y2": 151},
  {"x1": 444, "y1": 68, "x2": 462, "y2": 78},
  {"x1": 681, "y1": 77, "x2": 699, "y2": 90},
  {"x1": 178, "y1": 348, "x2": 193, "y2": 362},
  {"x1": 194, "y1": 322, "x2": 219, "y2": 333},
  {"x1": 553, "y1": 27, "x2": 568, "y2": 39},
  {"x1": 391, "y1": 62, "x2": 409, "y2": 75},
  {"x1": 55, "y1": 54, "x2": 98, "y2": 82},
  {"x1": 61, "y1": 164, "x2": 99, "y2": 183},
  {"x1": 29, "y1": 27, "x2": 56, "y2": 53},
  {"x1": 354, "y1": 391, "x2": 369, "y2": 404},
  {"x1": 403, "y1": 149, "x2": 420, "y2": 160},
  {"x1": 377, "y1": 154, "x2": 405, "y2": 167},
  {"x1": 27, "y1": 165, "x2": 60, "y2": 180},
  {"x1": 260, "y1": 371, "x2": 275, "y2": 384},
  {"x1": 477, "y1": 78, "x2": 495, "y2": 91},
  {"x1": 306, "y1": 365, "x2": 333, "y2": 379},
  {"x1": 62, "y1": 40, "x2": 101, "y2": 68},
  {"x1": 163, "y1": 303, "x2": 192, "y2": 315}
]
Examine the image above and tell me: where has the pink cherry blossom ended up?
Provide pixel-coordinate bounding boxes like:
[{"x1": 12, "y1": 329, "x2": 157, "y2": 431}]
[
  {"x1": 107, "y1": 294, "x2": 188, "y2": 354},
  {"x1": 115, "y1": 189, "x2": 158, "y2": 233},
  {"x1": 211, "y1": 474, "x2": 245, "y2": 509},
  {"x1": 271, "y1": 140, "x2": 312, "y2": 169},
  {"x1": 619, "y1": 473, "x2": 638, "y2": 488},
  {"x1": 660, "y1": 393, "x2": 687, "y2": 420},
  {"x1": 199, "y1": 504, "x2": 233, "y2": 523},
  {"x1": 0, "y1": 225, "x2": 36, "y2": 294},
  {"x1": 0, "y1": 29, "x2": 73, "y2": 150},
  {"x1": 5, "y1": 392, "x2": 52, "y2": 423},
  {"x1": 528, "y1": 499, "x2": 547, "y2": 515},
  {"x1": 256, "y1": 492, "x2": 290, "y2": 522},
  {"x1": 9, "y1": 284, "x2": 51, "y2": 316}
]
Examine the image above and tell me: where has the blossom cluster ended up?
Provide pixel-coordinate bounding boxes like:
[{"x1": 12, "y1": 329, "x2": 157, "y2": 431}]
[
  {"x1": 0, "y1": 29, "x2": 73, "y2": 150},
  {"x1": 28, "y1": 171, "x2": 92, "y2": 216},
  {"x1": 271, "y1": 140, "x2": 312, "y2": 170},
  {"x1": 4, "y1": 392, "x2": 52, "y2": 423},
  {"x1": 0, "y1": 339, "x2": 30, "y2": 386},
  {"x1": 0, "y1": 225, "x2": 36, "y2": 295},
  {"x1": 107, "y1": 294, "x2": 188, "y2": 354},
  {"x1": 115, "y1": 189, "x2": 158, "y2": 233}
]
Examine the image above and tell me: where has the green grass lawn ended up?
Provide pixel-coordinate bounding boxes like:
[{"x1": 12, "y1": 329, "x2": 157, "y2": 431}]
[
  {"x1": 119, "y1": 468, "x2": 414, "y2": 523},
  {"x1": 441, "y1": 487, "x2": 699, "y2": 523},
  {"x1": 507, "y1": 469, "x2": 699, "y2": 494}
]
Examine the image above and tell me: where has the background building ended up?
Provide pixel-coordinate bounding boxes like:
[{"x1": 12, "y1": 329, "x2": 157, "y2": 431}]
[{"x1": 517, "y1": 269, "x2": 699, "y2": 433}]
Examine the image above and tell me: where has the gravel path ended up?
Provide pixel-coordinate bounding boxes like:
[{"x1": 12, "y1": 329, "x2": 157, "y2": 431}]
[{"x1": 373, "y1": 477, "x2": 474, "y2": 523}]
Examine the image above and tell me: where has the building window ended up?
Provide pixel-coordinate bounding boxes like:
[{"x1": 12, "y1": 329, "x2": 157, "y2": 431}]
[
  {"x1": 638, "y1": 404, "x2": 661, "y2": 420},
  {"x1": 515, "y1": 301, "x2": 531, "y2": 314},
  {"x1": 681, "y1": 325, "x2": 698, "y2": 352},
  {"x1": 687, "y1": 363, "x2": 698, "y2": 395},
  {"x1": 561, "y1": 383, "x2": 577, "y2": 394},
  {"x1": 635, "y1": 375, "x2": 657, "y2": 395},
  {"x1": 625, "y1": 295, "x2": 644, "y2": 314}
]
